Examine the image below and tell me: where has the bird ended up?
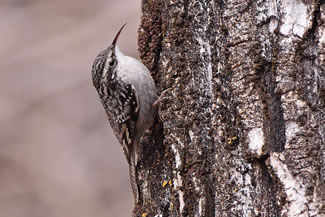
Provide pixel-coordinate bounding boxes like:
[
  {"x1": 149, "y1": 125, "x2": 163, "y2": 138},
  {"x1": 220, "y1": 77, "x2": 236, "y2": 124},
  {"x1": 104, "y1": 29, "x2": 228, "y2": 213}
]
[{"x1": 91, "y1": 23, "x2": 158, "y2": 204}]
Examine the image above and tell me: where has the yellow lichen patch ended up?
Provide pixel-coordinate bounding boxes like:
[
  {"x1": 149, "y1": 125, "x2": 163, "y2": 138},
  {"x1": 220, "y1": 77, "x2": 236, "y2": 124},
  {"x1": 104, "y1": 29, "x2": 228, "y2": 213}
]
[
  {"x1": 162, "y1": 180, "x2": 168, "y2": 188},
  {"x1": 142, "y1": 213, "x2": 147, "y2": 217},
  {"x1": 228, "y1": 136, "x2": 238, "y2": 144},
  {"x1": 168, "y1": 180, "x2": 173, "y2": 187}
]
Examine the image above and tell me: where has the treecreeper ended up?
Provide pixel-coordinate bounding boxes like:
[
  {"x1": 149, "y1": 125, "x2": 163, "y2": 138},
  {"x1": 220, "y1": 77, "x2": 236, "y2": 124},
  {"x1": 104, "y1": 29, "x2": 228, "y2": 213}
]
[{"x1": 91, "y1": 24, "x2": 158, "y2": 209}]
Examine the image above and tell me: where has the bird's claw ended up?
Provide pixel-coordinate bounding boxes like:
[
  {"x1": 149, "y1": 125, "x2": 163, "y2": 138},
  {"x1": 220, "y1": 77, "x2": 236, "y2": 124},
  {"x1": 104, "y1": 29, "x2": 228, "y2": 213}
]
[{"x1": 152, "y1": 88, "x2": 172, "y2": 108}]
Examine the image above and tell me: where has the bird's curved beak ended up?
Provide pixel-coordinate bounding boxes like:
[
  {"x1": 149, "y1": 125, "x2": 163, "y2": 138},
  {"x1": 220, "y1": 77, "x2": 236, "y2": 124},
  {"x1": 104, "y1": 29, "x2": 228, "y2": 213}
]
[{"x1": 111, "y1": 23, "x2": 127, "y2": 49}]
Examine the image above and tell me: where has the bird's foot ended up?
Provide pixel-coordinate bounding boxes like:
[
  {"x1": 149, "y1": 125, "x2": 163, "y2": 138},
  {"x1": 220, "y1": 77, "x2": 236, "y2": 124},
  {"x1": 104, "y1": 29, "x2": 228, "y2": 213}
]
[{"x1": 152, "y1": 88, "x2": 172, "y2": 108}]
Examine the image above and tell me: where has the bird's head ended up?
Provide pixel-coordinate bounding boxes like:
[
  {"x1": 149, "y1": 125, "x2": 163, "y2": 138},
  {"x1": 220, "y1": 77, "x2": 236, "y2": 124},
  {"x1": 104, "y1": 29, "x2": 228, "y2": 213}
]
[{"x1": 91, "y1": 23, "x2": 126, "y2": 90}]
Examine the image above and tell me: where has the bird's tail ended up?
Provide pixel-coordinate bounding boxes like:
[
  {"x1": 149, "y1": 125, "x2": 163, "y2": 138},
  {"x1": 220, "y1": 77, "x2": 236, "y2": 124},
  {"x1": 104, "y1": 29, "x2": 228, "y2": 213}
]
[{"x1": 129, "y1": 153, "x2": 139, "y2": 204}]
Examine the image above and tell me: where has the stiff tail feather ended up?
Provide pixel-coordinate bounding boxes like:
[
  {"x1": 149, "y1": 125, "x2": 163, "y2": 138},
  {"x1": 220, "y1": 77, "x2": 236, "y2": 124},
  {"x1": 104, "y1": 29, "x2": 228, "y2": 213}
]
[{"x1": 129, "y1": 153, "x2": 139, "y2": 203}]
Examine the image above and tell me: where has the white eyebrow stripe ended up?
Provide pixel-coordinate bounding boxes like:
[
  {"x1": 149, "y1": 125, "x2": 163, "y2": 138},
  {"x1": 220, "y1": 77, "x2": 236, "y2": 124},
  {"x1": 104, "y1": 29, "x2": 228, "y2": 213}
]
[{"x1": 103, "y1": 50, "x2": 115, "y2": 79}]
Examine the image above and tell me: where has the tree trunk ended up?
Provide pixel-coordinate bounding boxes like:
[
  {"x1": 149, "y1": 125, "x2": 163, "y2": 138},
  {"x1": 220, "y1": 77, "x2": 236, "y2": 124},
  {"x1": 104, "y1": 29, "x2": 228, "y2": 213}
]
[{"x1": 135, "y1": 0, "x2": 325, "y2": 216}]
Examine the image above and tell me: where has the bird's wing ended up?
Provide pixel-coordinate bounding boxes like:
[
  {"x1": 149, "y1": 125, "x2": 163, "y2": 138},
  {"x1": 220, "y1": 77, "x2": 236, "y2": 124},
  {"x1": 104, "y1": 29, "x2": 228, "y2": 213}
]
[{"x1": 108, "y1": 84, "x2": 139, "y2": 164}]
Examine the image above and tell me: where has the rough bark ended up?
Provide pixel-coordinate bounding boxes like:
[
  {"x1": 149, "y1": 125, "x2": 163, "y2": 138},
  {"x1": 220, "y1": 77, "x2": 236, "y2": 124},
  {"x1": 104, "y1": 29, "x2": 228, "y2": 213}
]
[{"x1": 135, "y1": 0, "x2": 325, "y2": 216}]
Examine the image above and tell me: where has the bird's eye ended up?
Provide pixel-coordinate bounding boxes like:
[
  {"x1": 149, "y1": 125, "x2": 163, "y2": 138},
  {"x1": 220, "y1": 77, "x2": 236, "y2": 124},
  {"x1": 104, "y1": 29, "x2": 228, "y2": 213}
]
[{"x1": 109, "y1": 60, "x2": 116, "y2": 67}]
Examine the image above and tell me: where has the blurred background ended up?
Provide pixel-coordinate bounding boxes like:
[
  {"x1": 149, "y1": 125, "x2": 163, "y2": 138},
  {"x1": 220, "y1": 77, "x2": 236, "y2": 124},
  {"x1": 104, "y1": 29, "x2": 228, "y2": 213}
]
[{"x1": 0, "y1": 0, "x2": 142, "y2": 216}]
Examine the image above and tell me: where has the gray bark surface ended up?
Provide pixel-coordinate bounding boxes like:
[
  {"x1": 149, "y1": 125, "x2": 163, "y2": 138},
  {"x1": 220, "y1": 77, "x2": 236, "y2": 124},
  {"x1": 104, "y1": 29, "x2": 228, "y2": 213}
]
[{"x1": 135, "y1": 0, "x2": 325, "y2": 216}]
